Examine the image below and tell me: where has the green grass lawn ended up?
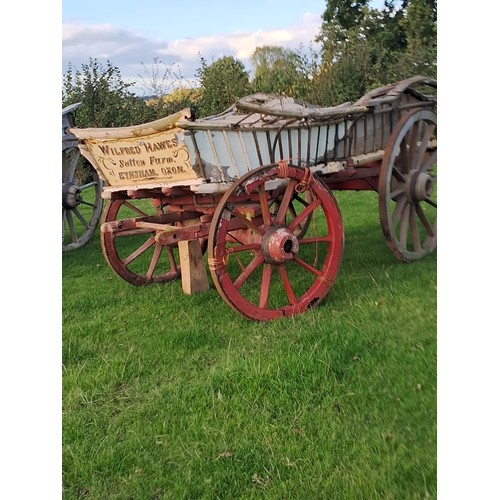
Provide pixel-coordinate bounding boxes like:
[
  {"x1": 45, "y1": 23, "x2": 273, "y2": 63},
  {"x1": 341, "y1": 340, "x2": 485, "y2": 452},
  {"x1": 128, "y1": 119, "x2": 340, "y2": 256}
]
[{"x1": 62, "y1": 190, "x2": 437, "y2": 499}]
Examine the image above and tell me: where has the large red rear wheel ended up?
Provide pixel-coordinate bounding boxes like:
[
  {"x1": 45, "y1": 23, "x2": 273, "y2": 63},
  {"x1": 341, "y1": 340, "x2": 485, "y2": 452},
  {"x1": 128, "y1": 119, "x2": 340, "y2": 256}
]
[{"x1": 208, "y1": 164, "x2": 344, "y2": 321}]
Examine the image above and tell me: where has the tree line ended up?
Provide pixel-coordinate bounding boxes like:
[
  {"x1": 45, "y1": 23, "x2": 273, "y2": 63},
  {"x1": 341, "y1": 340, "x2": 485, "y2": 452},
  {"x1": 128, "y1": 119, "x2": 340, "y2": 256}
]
[{"x1": 62, "y1": 0, "x2": 436, "y2": 128}]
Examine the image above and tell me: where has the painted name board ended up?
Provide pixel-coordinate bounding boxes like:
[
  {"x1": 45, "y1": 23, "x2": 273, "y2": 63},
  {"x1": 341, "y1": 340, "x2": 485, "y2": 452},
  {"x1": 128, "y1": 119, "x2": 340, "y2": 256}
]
[{"x1": 85, "y1": 128, "x2": 198, "y2": 186}]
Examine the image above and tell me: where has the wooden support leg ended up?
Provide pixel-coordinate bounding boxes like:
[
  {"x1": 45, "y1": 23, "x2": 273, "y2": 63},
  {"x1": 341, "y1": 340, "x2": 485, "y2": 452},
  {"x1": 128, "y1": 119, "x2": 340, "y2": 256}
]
[{"x1": 178, "y1": 239, "x2": 210, "y2": 295}]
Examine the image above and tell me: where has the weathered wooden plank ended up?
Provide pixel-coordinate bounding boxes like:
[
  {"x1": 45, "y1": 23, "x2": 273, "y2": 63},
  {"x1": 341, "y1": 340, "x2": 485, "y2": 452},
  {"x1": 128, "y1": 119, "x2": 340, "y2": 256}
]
[
  {"x1": 178, "y1": 219, "x2": 209, "y2": 295},
  {"x1": 69, "y1": 108, "x2": 192, "y2": 139},
  {"x1": 179, "y1": 239, "x2": 210, "y2": 295}
]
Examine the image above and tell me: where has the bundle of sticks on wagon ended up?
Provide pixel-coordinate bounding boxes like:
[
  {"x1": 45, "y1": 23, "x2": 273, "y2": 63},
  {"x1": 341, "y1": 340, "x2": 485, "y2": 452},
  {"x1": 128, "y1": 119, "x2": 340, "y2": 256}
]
[{"x1": 69, "y1": 75, "x2": 437, "y2": 321}]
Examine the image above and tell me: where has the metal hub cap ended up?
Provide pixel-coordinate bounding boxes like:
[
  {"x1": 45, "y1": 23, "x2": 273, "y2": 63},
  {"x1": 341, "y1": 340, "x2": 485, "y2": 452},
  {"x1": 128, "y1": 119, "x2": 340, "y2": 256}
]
[
  {"x1": 62, "y1": 182, "x2": 82, "y2": 209},
  {"x1": 409, "y1": 172, "x2": 433, "y2": 202},
  {"x1": 261, "y1": 226, "x2": 299, "y2": 264}
]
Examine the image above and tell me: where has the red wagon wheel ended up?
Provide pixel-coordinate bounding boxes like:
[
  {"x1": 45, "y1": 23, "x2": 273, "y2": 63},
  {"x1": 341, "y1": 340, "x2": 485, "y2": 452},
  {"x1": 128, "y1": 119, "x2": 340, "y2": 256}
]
[
  {"x1": 208, "y1": 164, "x2": 344, "y2": 321},
  {"x1": 379, "y1": 109, "x2": 437, "y2": 262},
  {"x1": 101, "y1": 199, "x2": 183, "y2": 286}
]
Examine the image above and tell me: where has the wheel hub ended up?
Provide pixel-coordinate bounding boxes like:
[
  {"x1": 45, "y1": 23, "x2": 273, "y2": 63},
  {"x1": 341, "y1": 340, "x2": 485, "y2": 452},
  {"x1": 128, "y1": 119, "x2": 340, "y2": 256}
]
[
  {"x1": 261, "y1": 226, "x2": 299, "y2": 264},
  {"x1": 408, "y1": 172, "x2": 433, "y2": 202},
  {"x1": 62, "y1": 182, "x2": 82, "y2": 209}
]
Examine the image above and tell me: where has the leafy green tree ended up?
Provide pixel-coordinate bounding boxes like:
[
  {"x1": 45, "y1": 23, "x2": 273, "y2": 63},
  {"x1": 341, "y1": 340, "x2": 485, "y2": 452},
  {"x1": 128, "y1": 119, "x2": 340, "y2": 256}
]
[
  {"x1": 196, "y1": 56, "x2": 251, "y2": 117},
  {"x1": 318, "y1": 0, "x2": 370, "y2": 59},
  {"x1": 250, "y1": 45, "x2": 313, "y2": 98},
  {"x1": 314, "y1": 0, "x2": 437, "y2": 105},
  {"x1": 392, "y1": 0, "x2": 437, "y2": 79},
  {"x1": 62, "y1": 58, "x2": 157, "y2": 127},
  {"x1": 311, "y1": 40, "x2": 370, "y2": 105},
  {"x1": 322, "y1": 0, "x2": 370, "y2": 32},
  {"x1": 151, "y1": 86, "x2": 203, "y2": 118},
  {"x1": 314, "y1": 1, "x2": 373, "y2": 104}
]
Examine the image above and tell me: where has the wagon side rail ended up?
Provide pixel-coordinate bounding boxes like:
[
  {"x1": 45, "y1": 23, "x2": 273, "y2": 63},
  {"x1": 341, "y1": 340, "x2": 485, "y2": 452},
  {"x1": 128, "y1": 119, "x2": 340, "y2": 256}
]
[
  {"x1": 234, "y1": 95, "x2": 368, "y2": 121},
  {"x1": 354, "y1": 75, "x2": 437, "y2": 108},
  {"x1": 69, "y1": 108, "x2": 193, "y2": 140}
]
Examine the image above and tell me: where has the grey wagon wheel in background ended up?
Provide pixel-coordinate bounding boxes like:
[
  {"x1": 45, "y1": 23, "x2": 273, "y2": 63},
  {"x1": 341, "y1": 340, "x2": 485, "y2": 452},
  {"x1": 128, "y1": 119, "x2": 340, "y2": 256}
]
[
  {"x1": 62, "y1": 145, "x2": 103, "y2": 251},
  {"x1": 378, "y1": 109, "x2": 437, "y2": 262}
]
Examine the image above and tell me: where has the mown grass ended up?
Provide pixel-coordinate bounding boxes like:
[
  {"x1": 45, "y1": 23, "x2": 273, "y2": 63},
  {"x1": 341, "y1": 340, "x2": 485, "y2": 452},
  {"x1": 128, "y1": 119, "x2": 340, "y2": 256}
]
[{"x1": 62, "y1": 190, "x2": 437, "y2": 499}]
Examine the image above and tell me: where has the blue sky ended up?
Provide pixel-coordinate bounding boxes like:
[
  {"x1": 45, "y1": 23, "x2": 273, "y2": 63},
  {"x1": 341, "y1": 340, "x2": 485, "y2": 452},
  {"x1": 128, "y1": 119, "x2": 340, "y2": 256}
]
[
  {"x1": 62, "y1": 0, "x2": 331, "y2": 41},
  {"x1": 62, "y1": 0, "x2": 386, "y2": 95}
]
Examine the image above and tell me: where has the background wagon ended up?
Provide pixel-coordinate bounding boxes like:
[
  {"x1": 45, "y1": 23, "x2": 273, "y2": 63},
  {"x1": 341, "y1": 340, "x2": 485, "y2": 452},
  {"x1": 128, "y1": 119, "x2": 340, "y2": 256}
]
[
  {"x1": 62, "y1": 102, "x2": 103, "y2": 251},
  {"x1": 69, "y1": 75, "x2": 436, "y2": 321}
]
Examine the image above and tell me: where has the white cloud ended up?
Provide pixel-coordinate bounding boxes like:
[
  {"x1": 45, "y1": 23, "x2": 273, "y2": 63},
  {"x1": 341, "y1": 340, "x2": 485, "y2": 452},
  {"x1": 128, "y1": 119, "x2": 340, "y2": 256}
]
[{"x1": 62, "y1": 13, "x2": 322, "y2": 96}]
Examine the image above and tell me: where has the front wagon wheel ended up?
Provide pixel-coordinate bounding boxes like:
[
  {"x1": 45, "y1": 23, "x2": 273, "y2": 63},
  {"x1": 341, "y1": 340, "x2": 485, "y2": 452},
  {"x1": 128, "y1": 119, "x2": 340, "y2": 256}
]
[{"x1": 208, "y1": 164, "x2": 344, "y2": 321}]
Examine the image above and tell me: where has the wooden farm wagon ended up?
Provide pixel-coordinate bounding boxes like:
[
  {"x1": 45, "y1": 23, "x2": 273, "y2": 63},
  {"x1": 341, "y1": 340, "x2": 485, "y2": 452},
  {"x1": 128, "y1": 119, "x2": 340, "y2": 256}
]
[{"x1": 68, "y1": 75, "x2": 437, "y2": 321}]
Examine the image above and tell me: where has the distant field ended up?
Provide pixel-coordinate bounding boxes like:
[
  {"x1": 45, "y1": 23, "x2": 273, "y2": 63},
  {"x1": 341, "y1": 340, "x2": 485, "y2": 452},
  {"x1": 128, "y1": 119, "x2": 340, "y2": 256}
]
[{"x1": 62, "y1": 189, "x2": 437, "y2": 499}]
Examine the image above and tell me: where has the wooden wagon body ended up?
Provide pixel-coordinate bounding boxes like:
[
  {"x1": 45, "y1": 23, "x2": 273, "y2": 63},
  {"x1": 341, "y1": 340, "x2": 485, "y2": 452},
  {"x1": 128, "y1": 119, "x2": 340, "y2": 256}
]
[{"x1": 69, "y1": 75, "x2": 437, "y2": 320}]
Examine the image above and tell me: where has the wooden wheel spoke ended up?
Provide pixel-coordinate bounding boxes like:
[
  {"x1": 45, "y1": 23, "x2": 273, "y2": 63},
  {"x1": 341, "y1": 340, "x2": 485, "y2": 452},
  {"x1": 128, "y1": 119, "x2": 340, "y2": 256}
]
[
  {"x1": 286, "y1": 202, "x2": 298, "y2": 221},
  {"x1": 229, "y1": 207, "x2": 265, "y2": 235},
  {"x1": 408, "y1": 122, "x2": 420, "y2": 171},
  {"x1": 409, "y1": 205, "x2": 422, "y2": 252},
  {"x1": 79, "y1": 199, "x2": 98, "y2": 209},
  {"x1": 424, "y1": 198, "x2": 437, "y2": 208},
  {"x1": 165, "y1": 246, "x2": 178, "y2": 271},
  {"x1": 233, "y1": 254, "x2": 264, "y2": 290},
  {"x1": 72, "y1": 207, "x2": 90, "y2": 229},
  {"x1": 225, "y1": 230, "x2": 247, "y2": 246},
  {"x1": 292, "y1": 256, "x2": 322, "y2": 277},
  {"x1": 66, "y1": 211, "x2": 77, "y2": 243},
  {"x1": 398, "y1": 203, "x2": 411, "y2": 249},
  {"x1": 79, "y1": 180, "x2": 99, "y2": 191},
  {"x1": 258, "y1": 184, "x2": 272, "y2": 226},
  {"x1": 391, "y1": 197, "x2": 407, "y2": 227},
  {"x1": 123, "y1": 200, "x2": 149, "y2": 217},
  {"x1": 278, "y1": 265, "x2": 297, "y2": 305},
  {"x1": 414, "y1": 123, "x2": 436, "y2": 171},
  {"x1": 275, "y1": 180, "x2": 297, "y2": 225},
  {"x1": 227, "y1": 243, "x2": 261, "y2": 253},
  {"x1": 299, "y1": 236, "x2": 332, "y2": 244},
  {"x1": 122, "y1": 237, "x2": 156, "y2": 266},
  {"x1": 259, "y1": 264, "x2": 273, "y2": 309},
  {"x1": 145, "y1": 243, "x2": 163, "y2": 280},
  {"x1": 232, "y1": 252, "x2": 246, "y2": 272},
  {"x1": 415, "y1": 203, "x2": 435, "y2": 237},
  {"x1": 293, "y1": 194, "x2": 309, "y2": 208},
  {"x1": 392, "y1": 166, "x2": 406, "y2": 183},
  {"x1": 288, "y1": 198, "x2": 320, "y2": 232},
  {"x1": 390, "y1": 185, "x2": 406, "y2": 200}
]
